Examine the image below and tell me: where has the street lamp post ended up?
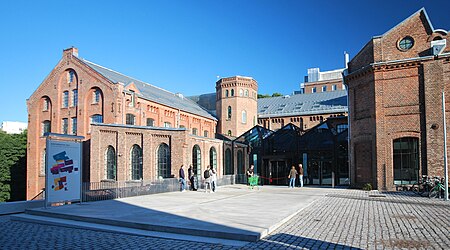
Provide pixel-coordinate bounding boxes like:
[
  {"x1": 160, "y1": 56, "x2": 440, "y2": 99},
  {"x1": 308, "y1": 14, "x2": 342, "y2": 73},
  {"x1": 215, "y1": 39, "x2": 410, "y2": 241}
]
[{"x1": 442, "y1": 92, "x2": 449, "y2": 201}]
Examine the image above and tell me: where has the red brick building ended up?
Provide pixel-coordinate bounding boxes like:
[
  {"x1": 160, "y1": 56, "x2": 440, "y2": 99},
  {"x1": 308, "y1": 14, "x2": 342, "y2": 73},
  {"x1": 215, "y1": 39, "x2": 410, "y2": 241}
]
[
  {"x1": 26, "y1": 48, "x2": 252, "y2": 199},
  {"x1": 346, "y1": 8, "x2": 450, "y2": 190}
]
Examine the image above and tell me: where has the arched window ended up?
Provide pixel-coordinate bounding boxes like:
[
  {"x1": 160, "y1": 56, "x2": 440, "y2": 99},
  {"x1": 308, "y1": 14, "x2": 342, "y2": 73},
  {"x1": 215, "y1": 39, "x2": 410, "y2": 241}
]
[
  {"x1": 126, "y1": 113, "x2": 135, "y2": 125},
  {"x1": 43, "y1": 97, "x2": 50, "y2": 111},
  {"x1": 204, "y1": 130, "x2": 209, "y2": 137},
  {"x1": 68, "y1": 70, "x2": 75, "y2": 83},
  {"x1": 210, "y1": 147, "x2": 217, "y2": 171},
  {"x1": 192, "y1": 145, "x2": 201, "y2": 176},
  {"x1": 242, "y1": 110, "x2": 247, "y2": 124},
  {"x1": 225, "y1": 90, "x2": 229, "y2": 97},
  {"x1": 225, "y1": 148, "x2": 232, "y2": 175},
  {"x1": 146, "y1": 118, "x2": 154, "y2": 126},
  {"x1": 131, "y1": 144, "x2": 143, "y2": 180},
  {"x1": 105, "y1": 146, "x2": 116, "y2": 180},
  {"x1": 157, "y1": 143, "x2": 171, "y2": 178},
  {"x1": 227, "y1": 106, "x2": 232, "y2": 120},
  {"x1": 42, "y1": 120, "x2": 51, "y2": 136},
  {"x1": 231, "y1": 89, "x2": 234, "y2": 96},
  {"x1": 393, "y1": 137, "x2": 419, "y2": 185},
  {"x1": 227, "y1": 130, "x2": 232, "y2": 136},
  {"x1": 192, "y1": 128, "x2": 198, "y2": 135},
  {"x1": 93, "y1": 89, "x2": 101, "y2": 104},
  {"x1": 237, "y1": 150, "x2": 244, "y2": 175},
  {"x1": 239, "y1": 89, "x2": 243, "y2": 96},
  {"x1": 244, "y1": 89, "x2": 249, "y2": 97}
]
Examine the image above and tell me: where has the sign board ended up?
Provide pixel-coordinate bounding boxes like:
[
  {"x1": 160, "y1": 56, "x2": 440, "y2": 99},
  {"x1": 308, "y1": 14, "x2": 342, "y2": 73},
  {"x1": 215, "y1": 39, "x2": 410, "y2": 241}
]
[{"x1": 45, "y1": 138, "x2": 82, "y2": 204}]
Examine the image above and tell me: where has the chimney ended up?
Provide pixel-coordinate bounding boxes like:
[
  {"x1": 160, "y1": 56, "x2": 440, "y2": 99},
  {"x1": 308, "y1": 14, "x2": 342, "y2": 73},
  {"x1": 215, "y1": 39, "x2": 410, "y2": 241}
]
[
  {"x1": 63, "y1": 47, "x2": 79, "y2": 57},
  {"x1": 344, "y1": 51, "x2": 349, "y2": 68}
]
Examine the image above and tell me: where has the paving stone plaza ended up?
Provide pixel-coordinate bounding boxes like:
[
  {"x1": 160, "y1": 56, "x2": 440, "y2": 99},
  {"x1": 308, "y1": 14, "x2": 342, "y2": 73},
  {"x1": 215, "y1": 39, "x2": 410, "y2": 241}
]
[{"x1": 0, "y1": 186, "x2": 449, "y2": 249}]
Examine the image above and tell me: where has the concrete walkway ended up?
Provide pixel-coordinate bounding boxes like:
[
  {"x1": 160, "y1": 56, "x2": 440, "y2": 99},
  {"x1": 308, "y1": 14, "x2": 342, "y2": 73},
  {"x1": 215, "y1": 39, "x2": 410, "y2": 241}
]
[{"x1": 13, "y1": 185, "x2": 332, "y2": 243}]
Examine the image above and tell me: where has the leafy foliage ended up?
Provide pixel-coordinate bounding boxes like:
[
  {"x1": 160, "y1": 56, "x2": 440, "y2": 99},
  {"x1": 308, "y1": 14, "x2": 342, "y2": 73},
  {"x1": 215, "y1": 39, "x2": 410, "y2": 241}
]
[
  {"x1": 0, "y1": 130, "x2": 27, "y2": 202},
  {"x1": 257, "y1": 92, "x2": 284, "y2": 99}
]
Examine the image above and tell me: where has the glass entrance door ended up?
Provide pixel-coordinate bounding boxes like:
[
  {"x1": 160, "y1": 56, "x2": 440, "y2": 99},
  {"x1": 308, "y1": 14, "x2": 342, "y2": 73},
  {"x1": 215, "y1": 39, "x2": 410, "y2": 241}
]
[{"x1": 270, "y1": 160, "x2": 288, "y2": 185}]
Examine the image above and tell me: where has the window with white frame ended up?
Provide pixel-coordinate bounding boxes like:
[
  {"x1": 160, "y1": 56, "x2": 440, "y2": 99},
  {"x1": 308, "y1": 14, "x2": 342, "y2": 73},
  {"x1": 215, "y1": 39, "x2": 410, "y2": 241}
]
[
  {"x1": 332, "y1": 85, "x2": 337, "y2": 91},
  {"x1": 43, "y1": 97, "x2": 49, "y2": 111},
  {"x1": 312, "y1": 87, "x2": 316, "y2": 93},
  {"x1": 322, "y1": 86, "x2": 327, "y2": 92},
  {"x1": 71, "y1": 117, "x2": 77, "y2": 135},
  {"x1": 164, "y1": 122, "x2": 171, "y2": 128},
  {"x1": 68, "y1": 70, "x2": 75, "y2": 83},
  {"x1": 62, "y1": 118, "x2": 68, "y2": 134},
  {"x1": 93, "y1": 89, "x2": 101, "y2": 104},
  {"x1": 62, "y1": 91, "x2": 69, "y2": 108},
  {"x1": 72, "y1": 89, "x2": 78, "y2": 106},
  {"x1": 242, "y1": 110, "x2": 247, "y2": 124}
]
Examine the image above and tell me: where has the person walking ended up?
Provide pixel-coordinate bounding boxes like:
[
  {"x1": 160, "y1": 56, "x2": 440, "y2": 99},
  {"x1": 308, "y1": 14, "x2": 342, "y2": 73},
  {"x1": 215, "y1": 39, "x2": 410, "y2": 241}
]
[
  {"x1": 298, "y1": 163, "x2": 304, "y2": 187},
  {"x1": 179, "y1": 165, "x2": 186, "y2": 192},
  {"x1": 288, "y1": 166, "x2": 297, "y2": 188},
  {"x1": 210, "y1": 167, "x2": 217, "y2": 192},
  {"x1": 204, "y1": 165, "x2": 212, "y2": 193},
  {"x1": 188, "y1": 165, "x2": 197, "y2": 191}
]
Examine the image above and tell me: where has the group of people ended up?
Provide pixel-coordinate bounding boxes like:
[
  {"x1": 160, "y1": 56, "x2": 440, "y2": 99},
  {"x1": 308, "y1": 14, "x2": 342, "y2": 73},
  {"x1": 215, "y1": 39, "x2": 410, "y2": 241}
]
[
  {"x1": 288, "y1": 164, "x2": 304, "y2": 188},
  {"x1": 178, "y1": 164, "x2": 217, "y2": 192}
]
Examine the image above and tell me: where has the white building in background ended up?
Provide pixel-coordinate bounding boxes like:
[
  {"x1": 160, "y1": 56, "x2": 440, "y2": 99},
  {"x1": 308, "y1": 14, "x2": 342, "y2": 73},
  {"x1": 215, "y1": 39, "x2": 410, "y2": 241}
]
[{"x1": 1, "y1": 121, "x2": 27, "y2": 134}]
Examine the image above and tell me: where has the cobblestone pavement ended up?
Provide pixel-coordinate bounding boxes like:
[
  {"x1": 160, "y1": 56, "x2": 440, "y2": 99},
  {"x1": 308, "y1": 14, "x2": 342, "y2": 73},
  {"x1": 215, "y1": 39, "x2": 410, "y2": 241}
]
[{"x1": 0, "y1": 189, "x2": 449, "y2": 250}]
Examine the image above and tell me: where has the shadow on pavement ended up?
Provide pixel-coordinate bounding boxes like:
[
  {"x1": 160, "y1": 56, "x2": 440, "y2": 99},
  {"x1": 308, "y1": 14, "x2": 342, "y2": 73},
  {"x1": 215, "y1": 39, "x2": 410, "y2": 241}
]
[{"x1": 246, "y1": 233, "x2": 362, "y2": 249}]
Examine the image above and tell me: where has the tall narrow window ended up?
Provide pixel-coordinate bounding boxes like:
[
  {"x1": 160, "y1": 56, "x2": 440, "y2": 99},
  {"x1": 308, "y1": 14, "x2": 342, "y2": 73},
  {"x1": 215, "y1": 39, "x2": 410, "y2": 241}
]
[
  {"x1": 146, "y1": 118, "x2": 154, "y2": 126},
  {"x1": 43, "y1": 98, "x2": 49, "y2": 111},
  {"x1": 210, "y1": 147, "x2": 217, "y2": 171},
  {"x1": 244, "y1": 89, "x2": 249, "y2": 97},
  {"x1": 192, "y1": 145, "x2": 201, "y2": 176},
  {"x1": 62, "y1": 91, "x2": 69, "y2": 108},
  {"x1": 68, "y1": 70, "x2": 75, "y2": 83},
  {"x1": 131, "y1": 144, "x2": 143, "y2": 180},
  {"x1": 105, "y1": 146, "x2": 116, "y2": 180},
  {"x1": 231, "y1": 89, "x2": 234, "y2": 96},
  {"x1": 71, "y1": 117, "x2": 77, "y2": 135},
  {"x1": 129, "y1": 90, "x2": 135, "y2": 107},
  {"x1": 242, "y1": 110, "x2": 247, "y2": 124},
  {"x1": 61, "y1": 118, "x2": 68, "y2": 134},
  {"x1": 332, "y1": 85, "x2": 337, "y2": 91},
  {"x1": 225, "y1": 90, "x2": 229, "y2": 97},
  {"x1": 93, "y1": 89, "x2": 101, "y2": 104},
  {"x1": 227, "y1": 106, "x2": 232, "y2": 120},
  {"x1": 157, "y1": 143, "x2": 171, "y2": 178},
  {"x1": 312, "y1": 87, "x2": 316, "y2": 93},
  {"x1": 239, "y1": 89, "x2": 243, "y2": 96},
  {"x1": 72, "y1": 89, "x2": 78, "y2": 107},
  {"x1": 42, "y1": 120, "x2": 51, "y2": 136},
  {"x1": 126, "y1": 114, "x2": 135, "y2": 125},
  {"x1": 225, "y1": 148, "x2": 232, "y2": 175},
  {"x1": 204, "y1": 130, "x2": 209, "y2": 137},
  {"x1": 237, "y1": 150, "x2": 244, "y2": 175}
]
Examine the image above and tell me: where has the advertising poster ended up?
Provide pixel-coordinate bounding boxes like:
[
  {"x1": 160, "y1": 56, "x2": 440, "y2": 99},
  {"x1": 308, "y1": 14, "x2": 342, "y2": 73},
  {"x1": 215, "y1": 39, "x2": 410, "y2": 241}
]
[{"x1": 46, "y1": 139, "x2": 82, "y2": 204}]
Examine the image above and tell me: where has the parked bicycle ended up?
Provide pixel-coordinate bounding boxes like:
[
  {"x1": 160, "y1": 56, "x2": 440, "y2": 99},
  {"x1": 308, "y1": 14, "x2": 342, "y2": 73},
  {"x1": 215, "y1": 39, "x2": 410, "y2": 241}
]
[{"x1": 428, "y1": 176, "x2": 449, "y2": 199}]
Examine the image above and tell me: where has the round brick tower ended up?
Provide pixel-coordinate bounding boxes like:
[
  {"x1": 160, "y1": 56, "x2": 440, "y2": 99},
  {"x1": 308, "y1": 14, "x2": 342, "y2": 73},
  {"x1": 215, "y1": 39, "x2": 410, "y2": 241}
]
[{"x1": 215, "y1": 76, "x2": 258, "y2": 137}]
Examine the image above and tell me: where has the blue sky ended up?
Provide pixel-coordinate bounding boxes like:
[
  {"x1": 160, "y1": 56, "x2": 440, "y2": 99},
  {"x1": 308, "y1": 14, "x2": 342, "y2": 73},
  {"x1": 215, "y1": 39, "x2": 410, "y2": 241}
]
[{"x1": 1, "y1": 0, "x2": 450, "y2": 124}]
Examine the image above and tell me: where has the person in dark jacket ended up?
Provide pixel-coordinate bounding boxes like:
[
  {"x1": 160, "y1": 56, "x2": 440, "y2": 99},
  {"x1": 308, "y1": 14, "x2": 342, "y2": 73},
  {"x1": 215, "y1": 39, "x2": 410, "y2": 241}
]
[
  {"x1": 179, "y1": 165, "x2": 186, "y2": 192},
  {"x1": 188, "y1": 165, "x2": 197, "y2": 191}
]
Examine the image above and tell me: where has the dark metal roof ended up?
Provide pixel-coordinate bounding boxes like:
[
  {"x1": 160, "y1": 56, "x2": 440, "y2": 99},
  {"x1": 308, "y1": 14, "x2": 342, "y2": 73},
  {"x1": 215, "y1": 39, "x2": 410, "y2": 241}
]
[
  {"x1": 257, "y1": 90, "x2": 348, "y2": 118},
  {"x1": 79, "y1": 58, "x2": 216, "y2": 121}
]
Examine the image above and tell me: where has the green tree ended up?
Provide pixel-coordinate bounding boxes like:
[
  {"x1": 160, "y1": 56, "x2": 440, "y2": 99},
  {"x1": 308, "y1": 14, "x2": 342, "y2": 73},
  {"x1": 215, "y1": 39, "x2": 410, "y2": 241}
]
[
  {"x1": 0, "y1": 130, "x2": 27, "y2": 202},
  {"x1": 271, "y1": 92, "x2": 283, "y2": 97}
]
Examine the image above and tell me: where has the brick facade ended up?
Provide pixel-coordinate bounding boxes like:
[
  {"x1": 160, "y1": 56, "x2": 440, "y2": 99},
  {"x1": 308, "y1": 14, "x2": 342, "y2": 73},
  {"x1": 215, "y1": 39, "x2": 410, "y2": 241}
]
[
  {"x1": 26, "y1": 48, "x2": 222, "y2": 199},
  {"x1": 346, "y1": 9, "x2": 450, "y2": 190}
]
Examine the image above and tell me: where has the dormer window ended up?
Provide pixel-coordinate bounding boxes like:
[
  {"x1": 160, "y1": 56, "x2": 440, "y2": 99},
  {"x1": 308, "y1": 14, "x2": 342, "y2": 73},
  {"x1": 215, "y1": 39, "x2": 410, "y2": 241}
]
[{"x1": 398, "y1": 36, "x2": 414, "y2": 51}]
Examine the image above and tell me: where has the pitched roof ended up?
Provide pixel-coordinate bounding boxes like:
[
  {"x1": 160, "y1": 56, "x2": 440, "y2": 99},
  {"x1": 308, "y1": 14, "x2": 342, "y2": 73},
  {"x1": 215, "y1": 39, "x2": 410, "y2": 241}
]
[
  {"x1": 257, "y1": 90, "x2": 348, "y2": 118},
  {"x1": 79, "y1": 58, "x2": 216, "y2": 121}
]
